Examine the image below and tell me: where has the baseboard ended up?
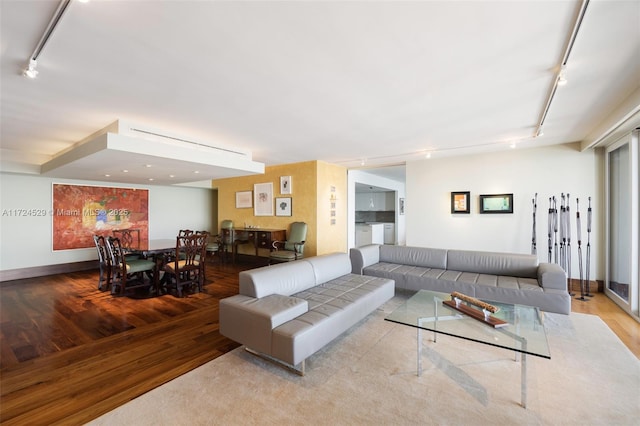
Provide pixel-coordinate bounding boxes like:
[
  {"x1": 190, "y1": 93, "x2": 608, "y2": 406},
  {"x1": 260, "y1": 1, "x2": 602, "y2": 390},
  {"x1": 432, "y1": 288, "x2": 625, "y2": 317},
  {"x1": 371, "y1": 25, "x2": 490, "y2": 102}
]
[
  {"x1": 0, "y1": 261, "x2": 98, "y2": 283},
  {"x1": 568, "y1": 278, "x2": 603, "y2": 293}
]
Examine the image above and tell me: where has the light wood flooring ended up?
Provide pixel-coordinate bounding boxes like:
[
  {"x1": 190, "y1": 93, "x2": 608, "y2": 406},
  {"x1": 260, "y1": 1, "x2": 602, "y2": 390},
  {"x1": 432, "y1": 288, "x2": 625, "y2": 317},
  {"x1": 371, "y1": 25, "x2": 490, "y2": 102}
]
[{"x1": 1, "y1": 262, "x2": 638, "y2": 425}]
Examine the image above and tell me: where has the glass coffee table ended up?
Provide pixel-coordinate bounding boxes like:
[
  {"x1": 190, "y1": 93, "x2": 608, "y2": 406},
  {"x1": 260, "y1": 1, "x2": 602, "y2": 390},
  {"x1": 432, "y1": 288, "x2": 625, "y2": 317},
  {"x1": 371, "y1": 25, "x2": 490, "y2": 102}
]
[{"x1": 385, "y1": 290, "x2": 550, "y2": 408}]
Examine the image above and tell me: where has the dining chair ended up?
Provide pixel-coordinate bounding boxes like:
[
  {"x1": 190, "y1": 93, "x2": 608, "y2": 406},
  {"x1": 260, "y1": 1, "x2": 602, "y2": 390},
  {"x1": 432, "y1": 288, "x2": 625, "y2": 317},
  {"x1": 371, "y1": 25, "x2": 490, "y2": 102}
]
[
  {"x1": 269, "y1": 222, "x2": 307, "y2": 264},
  {"x1": 112, "y1": 229, "x2": 141, "y2": 261},
  {"x1": 106, "y1": 237, "x2": 157, "y2": 296},
  {"x1": 164, "y1": 233, "x2": 208, "y2": 297},
  {"x1": 93, "y1": 235, "x2": 111, "y2": 291}
]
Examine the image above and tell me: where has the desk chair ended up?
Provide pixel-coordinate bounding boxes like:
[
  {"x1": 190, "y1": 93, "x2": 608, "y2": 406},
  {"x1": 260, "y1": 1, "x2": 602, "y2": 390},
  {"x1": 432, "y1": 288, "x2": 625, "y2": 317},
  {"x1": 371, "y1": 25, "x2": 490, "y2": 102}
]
[{"x1": 269, "y1": 222, "x2": 307, "y2": 264}]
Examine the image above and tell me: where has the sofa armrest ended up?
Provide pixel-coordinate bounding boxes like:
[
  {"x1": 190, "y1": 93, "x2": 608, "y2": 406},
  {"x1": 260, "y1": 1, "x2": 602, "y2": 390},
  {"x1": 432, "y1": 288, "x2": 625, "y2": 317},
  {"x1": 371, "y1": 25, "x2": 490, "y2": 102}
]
[
  {"x1": 220, "y1": 294, "x2": 308, "y2": 355},
  {"x1": 349, "y1": 244, "x2": 381, "y2": 274},
  {"x1": 537, "y1": 262, "x2": 567, "y2": 291}
]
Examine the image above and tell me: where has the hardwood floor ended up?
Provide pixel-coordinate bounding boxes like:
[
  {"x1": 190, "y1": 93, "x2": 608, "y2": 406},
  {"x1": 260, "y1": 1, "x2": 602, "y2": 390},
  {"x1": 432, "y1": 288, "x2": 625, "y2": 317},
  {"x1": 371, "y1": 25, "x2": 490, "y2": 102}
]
[{"x1": 1, "y1": 263, "x2": 639, "y2": 425}]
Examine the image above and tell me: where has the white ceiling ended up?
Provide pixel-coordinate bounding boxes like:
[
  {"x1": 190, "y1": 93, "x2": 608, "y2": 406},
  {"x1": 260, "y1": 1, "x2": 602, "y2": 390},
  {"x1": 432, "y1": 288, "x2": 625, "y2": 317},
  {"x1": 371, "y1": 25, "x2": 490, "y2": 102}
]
[{"x1": 1, "y1": 0, "x2": 639, "y2": 186}]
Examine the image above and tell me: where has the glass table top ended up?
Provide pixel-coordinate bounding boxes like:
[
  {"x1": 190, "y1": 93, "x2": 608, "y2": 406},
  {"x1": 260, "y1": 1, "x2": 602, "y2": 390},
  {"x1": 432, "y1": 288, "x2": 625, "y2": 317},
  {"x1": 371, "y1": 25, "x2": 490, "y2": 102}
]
[{"x1": 385, "y1": 290, "x2": 550, "y2": 359}]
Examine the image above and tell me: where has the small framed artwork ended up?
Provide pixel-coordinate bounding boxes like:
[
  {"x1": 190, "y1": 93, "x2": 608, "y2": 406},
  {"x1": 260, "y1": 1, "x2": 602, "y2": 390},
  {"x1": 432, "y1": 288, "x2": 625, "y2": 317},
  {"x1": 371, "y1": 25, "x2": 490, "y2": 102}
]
[
  {"x1": 254, "y1": 182, "x2": 274, "y2": 216},
  {"x1": 280, "y1": 176, "x2": 292, "y2": 194},
  {"x1": 235, "y1": 191, "x2": 252, "y2": 209},
  {"x1": 399, "y1": 198, "x2": 405, "y2": 215},
  {"x1": 479, "y1": 193, "x2": 514, "y2": 214},
  {"x1": 451, "y1": 191, "x2": 470, "y2": 214},
  {"x1": 275, "y1": 197, "x2": 292, "y2": 216}
]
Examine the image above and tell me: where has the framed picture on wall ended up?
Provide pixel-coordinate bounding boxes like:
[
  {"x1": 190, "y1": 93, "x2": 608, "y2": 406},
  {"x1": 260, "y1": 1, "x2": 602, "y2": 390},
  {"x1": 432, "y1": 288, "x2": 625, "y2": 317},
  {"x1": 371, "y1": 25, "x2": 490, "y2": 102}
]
[
  {"x1": 254, "y1": 182, "x2": 274, "y2": 216},
  {"x1": 451, "y1": 191, "x2": 470, "y2": 214},
  {"x1": 280, "y1": 176, "x2": 292, "y2": 194},
  {"x1": 479, "y1": 193, "x2": 513, "y2": 214},
  {"x1": 275, "y1": 197, "x2": 292, "y2": 216},
  {"x1": 235, "y1": 191, "x2": 252, "y2": 208}
]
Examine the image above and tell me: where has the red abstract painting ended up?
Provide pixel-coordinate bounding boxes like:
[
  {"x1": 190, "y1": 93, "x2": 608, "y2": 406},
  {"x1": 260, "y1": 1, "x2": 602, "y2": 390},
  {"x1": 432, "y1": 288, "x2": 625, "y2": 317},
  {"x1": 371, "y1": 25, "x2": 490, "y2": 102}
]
[{"x1": 52, "y1": 184, "x2": 149, "y2": 250}]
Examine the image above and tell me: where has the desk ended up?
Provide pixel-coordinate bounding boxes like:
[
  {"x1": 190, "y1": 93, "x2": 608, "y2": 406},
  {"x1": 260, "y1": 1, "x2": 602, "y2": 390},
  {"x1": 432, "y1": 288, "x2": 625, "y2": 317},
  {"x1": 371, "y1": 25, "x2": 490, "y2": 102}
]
[{"x1": 232, "y1": 228, "x2": 286, "y2": 262}]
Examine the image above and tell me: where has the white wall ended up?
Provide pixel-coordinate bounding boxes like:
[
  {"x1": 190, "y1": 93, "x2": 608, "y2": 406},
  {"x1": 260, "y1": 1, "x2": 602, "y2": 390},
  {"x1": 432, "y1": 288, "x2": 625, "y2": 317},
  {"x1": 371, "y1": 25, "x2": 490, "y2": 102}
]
[
  {"x1": 406, "y1": 143, "x2": 602, "y2": 280},
  {"x1": 0, "y1": 173, "x2": 214, "y2": 271}
]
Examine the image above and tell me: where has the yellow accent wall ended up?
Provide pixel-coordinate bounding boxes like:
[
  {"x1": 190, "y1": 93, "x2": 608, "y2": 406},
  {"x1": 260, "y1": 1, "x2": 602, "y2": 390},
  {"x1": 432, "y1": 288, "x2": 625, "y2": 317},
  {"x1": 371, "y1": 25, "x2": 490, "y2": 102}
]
[{"x1": 212, "y1": 160, "x2": 347, "y2": 258}]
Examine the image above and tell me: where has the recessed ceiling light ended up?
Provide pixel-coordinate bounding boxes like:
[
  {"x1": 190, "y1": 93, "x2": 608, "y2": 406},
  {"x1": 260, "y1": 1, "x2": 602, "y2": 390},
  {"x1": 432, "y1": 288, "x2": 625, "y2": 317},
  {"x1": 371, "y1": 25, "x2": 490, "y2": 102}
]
[
  {"x1": 169, "y1": 174, "x2": 175, "y2": 178},
  {"x1": 122, "y1": 169, "x2": 128, "y2": 173},
  {"x1": 104, "y1": 174, "x2": 110, "y2": 177},
  {"x1": 148, "y1": 178, "x2": 154, "y2": 181},
  {"x1": 193, "y1": 171, "x2": 199, "y2": 174},
  {"x1": 145, "y1": 164, "x2": 152, "y2": 168},
  {"x1": 425, "y1": 152, "x2": 432, "y2": 159}
]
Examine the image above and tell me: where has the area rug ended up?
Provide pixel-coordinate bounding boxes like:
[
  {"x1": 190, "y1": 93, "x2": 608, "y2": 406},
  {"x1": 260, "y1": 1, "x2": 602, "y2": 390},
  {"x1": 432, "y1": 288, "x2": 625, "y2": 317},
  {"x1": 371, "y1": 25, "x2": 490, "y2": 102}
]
[{"x1": 88, "y1": 295, "x2": 639, "y2": 425}]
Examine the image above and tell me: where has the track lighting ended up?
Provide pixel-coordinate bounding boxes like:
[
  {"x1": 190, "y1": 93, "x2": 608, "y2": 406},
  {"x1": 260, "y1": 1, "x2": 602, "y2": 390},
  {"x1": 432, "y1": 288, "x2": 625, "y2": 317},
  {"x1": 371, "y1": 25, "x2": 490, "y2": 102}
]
[{"x1": 23, "y1": 59, "x2": 38, "y2": 79}]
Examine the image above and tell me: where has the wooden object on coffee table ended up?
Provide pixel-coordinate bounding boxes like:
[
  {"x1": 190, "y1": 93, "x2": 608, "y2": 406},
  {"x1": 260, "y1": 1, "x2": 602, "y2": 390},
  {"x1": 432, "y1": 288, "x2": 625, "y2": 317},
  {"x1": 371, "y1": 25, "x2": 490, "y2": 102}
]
[{"x1": 444, "y1": 292, "x2": 508, "y2": 328}]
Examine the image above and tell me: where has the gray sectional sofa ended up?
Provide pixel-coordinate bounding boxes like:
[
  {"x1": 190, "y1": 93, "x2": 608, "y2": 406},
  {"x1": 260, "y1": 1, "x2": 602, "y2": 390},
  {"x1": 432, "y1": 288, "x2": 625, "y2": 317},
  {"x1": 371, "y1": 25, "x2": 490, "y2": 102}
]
[
  {"x1": 350, "y1": 244, "x2": 570, "y2": 314},
  {"x1": 219, "y1": 252, "x2": 394, "y2": 374}
]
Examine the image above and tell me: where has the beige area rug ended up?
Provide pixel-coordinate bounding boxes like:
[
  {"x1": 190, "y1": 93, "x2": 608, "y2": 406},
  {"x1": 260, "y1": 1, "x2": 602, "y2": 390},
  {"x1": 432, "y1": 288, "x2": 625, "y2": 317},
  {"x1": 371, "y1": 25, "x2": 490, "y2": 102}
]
[{"x1": 88, "y1": 295, "x2": 639, "y2": 426}]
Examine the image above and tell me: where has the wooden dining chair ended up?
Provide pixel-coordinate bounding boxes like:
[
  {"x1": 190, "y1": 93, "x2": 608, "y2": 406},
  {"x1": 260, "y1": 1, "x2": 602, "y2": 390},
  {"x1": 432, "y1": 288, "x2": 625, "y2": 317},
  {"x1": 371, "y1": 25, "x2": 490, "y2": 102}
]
[
  {"x1": 106, "y1": 237, "x2": 157, "y2": 296},
  {"x1": 93, "y1": 235, "x2": 111, "y2": 291},
  {"x1": 112, "y1": 229, "x2": 141, "y2": 261},
  {"x1": 163, "y1": 234, "x2": 208, "y2": 297}
]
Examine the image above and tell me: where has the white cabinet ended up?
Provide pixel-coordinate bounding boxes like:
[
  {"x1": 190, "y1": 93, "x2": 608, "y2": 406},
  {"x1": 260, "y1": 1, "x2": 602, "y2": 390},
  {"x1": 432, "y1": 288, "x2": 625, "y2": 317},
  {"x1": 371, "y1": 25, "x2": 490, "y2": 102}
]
[
  {"x1": 383, "y1": 223, "x2": 395, "y2": 244},
  {"x1": 355, "y1": 223, "x2": 384, "y2": 247}
]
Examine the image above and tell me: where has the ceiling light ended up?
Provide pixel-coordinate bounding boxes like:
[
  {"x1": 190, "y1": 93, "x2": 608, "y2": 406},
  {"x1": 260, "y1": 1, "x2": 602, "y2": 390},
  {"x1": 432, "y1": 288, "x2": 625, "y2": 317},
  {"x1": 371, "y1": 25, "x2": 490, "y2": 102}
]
[
  {"x1": 425, "y1": 152, "x2": 431, "y2": 159},
  {"x1": 122, "y1": 169, "x2": 128, "y2": 173},
  {"x1": 509, "y1": 141, "x2": 517, "y2": 149},
  {"x1": 23, "y1": 59, "x2": 38, "y2": 78},
  {"x1": 169, "y1": 174, "x2": 175, "y2": 178},
  {"x1": 148, "y1": 178, "x2": 154, "y2": 181},
  {"x1": 145, "y1": 164, "x2": 152, "y2": 168},
  {"x1": 193, "y1": 170, "x2": 199, "y2": 174}
]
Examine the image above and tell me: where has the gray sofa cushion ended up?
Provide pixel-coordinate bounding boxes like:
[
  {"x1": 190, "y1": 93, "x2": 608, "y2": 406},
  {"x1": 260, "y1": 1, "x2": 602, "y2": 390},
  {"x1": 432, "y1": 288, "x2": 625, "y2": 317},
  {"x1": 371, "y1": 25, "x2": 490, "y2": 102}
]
[
  {"x1": 239, "y1": 260, "x2": 316, "y2": 298},
  {"x1": 379, "y1": 245, "x2": 447, "y2": 269},
  {"x1": 447, "y1": 249, "x2": 539, "y2": 279},
  {"x1": 305, "y1": 252, "x2": 353, "y2": 284}
]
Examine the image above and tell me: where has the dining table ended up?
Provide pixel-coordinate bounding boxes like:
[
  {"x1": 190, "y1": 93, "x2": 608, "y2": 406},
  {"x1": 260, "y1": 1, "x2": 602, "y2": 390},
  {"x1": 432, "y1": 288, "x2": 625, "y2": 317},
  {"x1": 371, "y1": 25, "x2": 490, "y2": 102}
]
[{"x1": 128, "y1": 238, "x2": 178, "y2": 295}]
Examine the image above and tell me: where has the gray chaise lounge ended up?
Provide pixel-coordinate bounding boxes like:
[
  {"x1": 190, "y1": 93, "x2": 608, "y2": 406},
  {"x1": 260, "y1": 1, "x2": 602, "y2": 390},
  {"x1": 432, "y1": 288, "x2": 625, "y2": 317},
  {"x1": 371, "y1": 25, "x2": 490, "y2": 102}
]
[
  {"x1": 219, "y1": 252, "x2": 394, "y2": 373},
  {"x1": 350, "y1": 244, "x2": 570, "y2": 314}
]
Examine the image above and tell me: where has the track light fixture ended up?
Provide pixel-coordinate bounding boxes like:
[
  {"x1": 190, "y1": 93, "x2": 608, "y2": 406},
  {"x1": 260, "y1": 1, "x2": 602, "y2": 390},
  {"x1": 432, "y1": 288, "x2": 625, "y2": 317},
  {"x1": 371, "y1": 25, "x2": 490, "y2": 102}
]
[
  {"x1": 557, "y1": 65, "x2": 568, "y2": 86},
  {"x1": 23, "y1": 0, "x2": 73, "y2": 79},
  {"x1": 23, "y1": 59, "x2": 39, "y2": 79},
  {"x1": 534, "y1": 0, "x2": 589, "y2": 138}
]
